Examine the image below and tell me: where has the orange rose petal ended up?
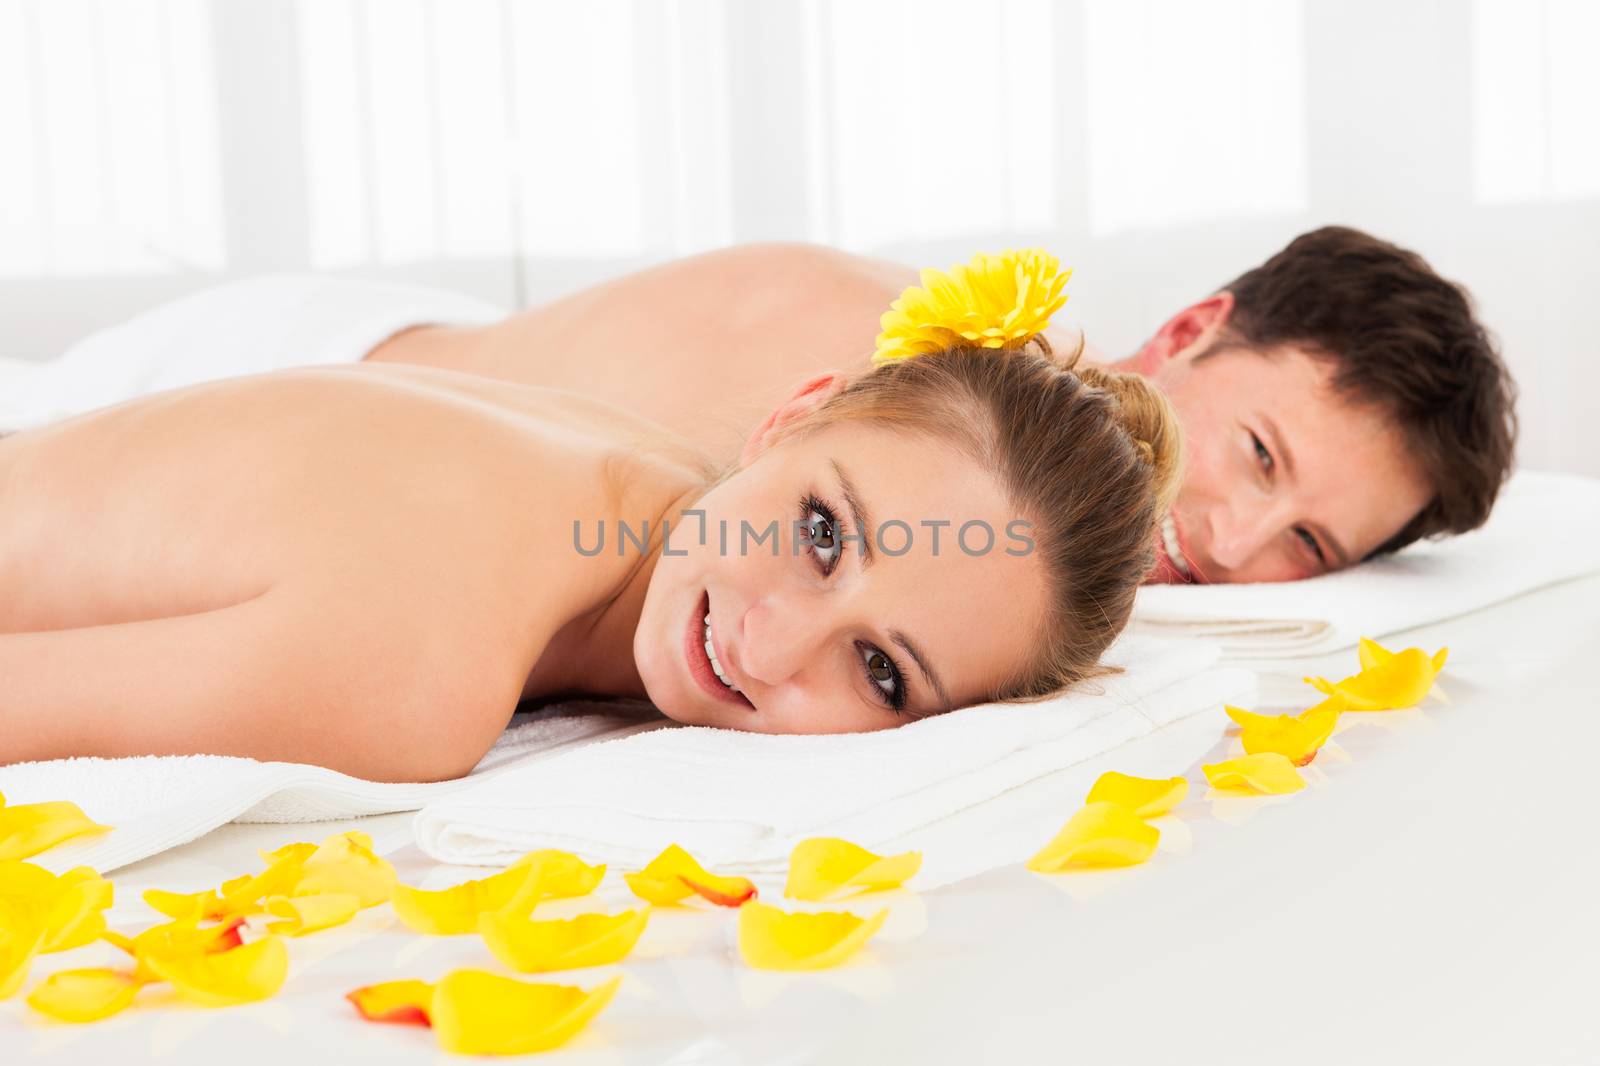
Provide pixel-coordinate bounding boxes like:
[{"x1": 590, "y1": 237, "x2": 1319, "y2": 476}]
[
  {"x1": 27, "y1": 967, "x2": 143, "y2": 1023},
  {"x1": 346, "y1": 978, "x2": 435, "y2": 1026},
  {"x1": 624, "y1": 844, "x2": 745, "y2": 906},
  {"x1": 679, "y1": 873, "x2": 757, "y2": 908}
]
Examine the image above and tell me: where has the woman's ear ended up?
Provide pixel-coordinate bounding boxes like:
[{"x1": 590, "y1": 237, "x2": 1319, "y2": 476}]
[{"x1": 739, "y1": 372, "x2": 850, "y2": 466}]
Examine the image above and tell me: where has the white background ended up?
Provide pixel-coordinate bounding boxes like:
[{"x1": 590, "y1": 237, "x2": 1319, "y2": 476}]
[{"x1": 1, "y1": 0, "x2": 1596, "y2": 476}]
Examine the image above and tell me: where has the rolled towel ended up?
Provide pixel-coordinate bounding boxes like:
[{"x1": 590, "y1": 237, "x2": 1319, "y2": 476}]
[
  {"x1": 413, "y1": 637, "x2": 1254, "y2": 883},
  {"x1": 1132, "y1": 470, "x2": 1600, "y2": 660},
  {"x1": 0, "y1": 703, "x2": 661, "y2": 874}
]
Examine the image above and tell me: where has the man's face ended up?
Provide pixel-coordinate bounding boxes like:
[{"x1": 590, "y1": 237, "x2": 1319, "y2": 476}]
[{"x1": 1143, "y1": 343, "x2": 1433, "y2": 585}]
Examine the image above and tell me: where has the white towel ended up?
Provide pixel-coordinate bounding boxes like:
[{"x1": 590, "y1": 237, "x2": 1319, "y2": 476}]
[
  {"x1": 413, "y1": 637, "x2": 1255, "y2": 877},
  {"x1": 1132, "y1": 470, "x2": 1600, "y2": 660},
  {"x1": 0, "y1": 274, "x2": 506, "y2": 432},
  {"x1": 0, "y1": 703, "x2": 662, "y2": 875}
]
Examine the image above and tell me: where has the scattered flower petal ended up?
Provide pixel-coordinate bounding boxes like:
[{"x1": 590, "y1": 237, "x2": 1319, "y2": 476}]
[
  {"x1": 291, "y1": 832, "x2": 397, "y2": 908},
  {"x1": 346, "y1": 979, "x2": 435, "y2": 1026},
  {"x1": 1025, "y1": 801, "x2": 1161, "y2": 872},
  {"x1": 737, "y1": 900, "x2": 889, "y2": 971},
  {"x1": 784, "y1": 838, "x2": 922, "y2": 901},
  {"x1": 142, "y1": 934, "x2": 289, "y2": 1007},
  {"x1": 264, "y1": 892, "x2": 361, "y2": 936},
  {"x1": 1203, "y1": 753, "x2": 1307, "y2": 795},
  {"x1": 393, "y1": 862, "x2": 564, "y2": 937},
  {"x1": 0, "y1": 801, "x2": 111, "y2": 861},
  {"x1": 624, "y1": 844, "x2": 755, "y2": 906},
  {"x1": 479, "y1": 908, "x2": 649, "y2": 973},
  {"x1": 505, "y1": 850, "x2": 607, "y2": 905},
  {"x1": 0, "y1": 915, "x2": 45, "y2": 1000},
  {"x1": 1307, "y1": 638, "x2": 1448, "y2": 711},
  {"x1": 26, "y1": 968, "x2": 143, "y2": 1023},
  {"x1": 1225, "y1": 700, "x2": 1343, "y2": 766},
  {"x1": 1, "y1": 862, "x2": 114, "y2": 954},
  {"x1": 119, "y1": 916, "x2": 246, "y2": 983},
  {"x1": 430, "y1": 969, "x2": 622, "y2": 1056},
  {"x1": 1083, "y1": 773, "x2": 1189, "y2": 819}
]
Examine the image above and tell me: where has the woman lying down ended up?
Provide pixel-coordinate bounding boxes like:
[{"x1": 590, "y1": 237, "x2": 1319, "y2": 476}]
[{"x1": 0, "y1": 252, "x2": 1181, "y2": 782}]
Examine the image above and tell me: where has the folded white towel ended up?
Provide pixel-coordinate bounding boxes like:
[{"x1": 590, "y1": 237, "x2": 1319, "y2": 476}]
[
  {"x1": 413, "y1": 637, "x2": 1255, "y2": 879},
  {"x1": 1132, "y1": 470, "x2": 1600, "y2": 660},
  {"x1": 0, "y1": 703, "x2": 661, "y2": 874},
  {"x1": 0, "y1": 274, "x2": 506, "y2": 432}
]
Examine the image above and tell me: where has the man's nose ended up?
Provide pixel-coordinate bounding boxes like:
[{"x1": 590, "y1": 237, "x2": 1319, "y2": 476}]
[{"x1": 736, "y1": 594, "x2": 824, "y2": 686}]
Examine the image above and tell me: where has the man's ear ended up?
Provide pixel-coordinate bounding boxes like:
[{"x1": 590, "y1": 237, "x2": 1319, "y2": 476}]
[
  {"x1": 1132, "y1": 291, "x2": 1236, "y2": 373},
  {"x1": 740, "y1": 372, "x2": 850, "y2": 467}
]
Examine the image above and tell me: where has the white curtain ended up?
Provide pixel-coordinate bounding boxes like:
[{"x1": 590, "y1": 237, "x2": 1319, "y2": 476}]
[{"x1": 1, "y1": 0, "x2": 1596, "y2": 475}]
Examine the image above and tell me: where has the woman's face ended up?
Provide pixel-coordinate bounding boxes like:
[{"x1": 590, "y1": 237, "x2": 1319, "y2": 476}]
[{"x1": 634, "y1": 387, "x2": 1047, "y2": 734}]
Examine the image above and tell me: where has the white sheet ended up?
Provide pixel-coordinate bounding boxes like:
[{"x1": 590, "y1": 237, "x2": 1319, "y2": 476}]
[
  {"x1": 0, "y1": 274, "x2": 505, "y2": 432},
  {"x1": 1131, "y1": 470, "x2": 1600, "y2": 659}
]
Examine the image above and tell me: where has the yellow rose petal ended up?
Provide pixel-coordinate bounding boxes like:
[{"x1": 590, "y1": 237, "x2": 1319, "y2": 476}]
[
  {"x1": 0, "y1": 801, "x2": 111, "y2": 861},
  {"x1": 623, "y1": 844, "x2": 750, "y2": 906},
  {"x1": 1225, "y1": 702, "x2": 1342, "y2": 767},
  {"x1": 1025, "y1": 801, "x2": 1161, "y2": 872},
  {"x1": 292, "y1": 831, "x2": 396, "y2": 908},
  {"x1": 479, "y1": 908, "x2": 649, "y2": 973},
  {"x1": 737, "y1": 900, "x2": 888, "y2": 971},
  {"x1": 506, "y1": 850, "x2": 607, "y2": 905},
  {"x1": 430, "y1": 970, "x2": 622, "y2": 1056},
  {"x1": 1307, "y1": 639, "x2": 1448, "y2": 711},
  {"x1": 1, "y1": 917, "x2": 45, "y2": 999},
  {"x1": 346, "y1": 978, "x2": 434, "y2": 1026},
  {"x1": 1203, "y1": 753, "x2": 1306, "y2": 795},
  {"x1": 26, "y1": 968, "x2": 143, "y2": 1023},
  {"x1": 39, "y1": 874, "x2": 113, "y2": 954},
  {"x1": 1083, "y1": 772, "x2": 1189, "y2": 819},
  {"x1": 784, "y1": 838, "x2": 922, "y2": 901},
  {"x1": 264, "y1": 892, "x2": 361, "y2": 936},
  {"x1": 142, "y1": 934, "x2": 289, "y2": 1007}
]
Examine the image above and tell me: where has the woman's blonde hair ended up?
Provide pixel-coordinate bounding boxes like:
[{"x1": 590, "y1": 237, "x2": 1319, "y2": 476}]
[{"x1": 782, "y1": 337, "x2": 1184, "y2": 701}]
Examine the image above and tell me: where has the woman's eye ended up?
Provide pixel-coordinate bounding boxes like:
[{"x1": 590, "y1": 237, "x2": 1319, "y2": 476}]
[
  {"x1": 1250, "y1": 432, "x2": 1274, "y2": 473},
  {"x1": 859, "y1": 643, "x2": 906, "y2": 712},
  {"x1": 1294, "y1": 527, "x2": 1326, "y2": 565},
  {"x1": 800, "y1": 497, "x2": 841, "y2": 573}
]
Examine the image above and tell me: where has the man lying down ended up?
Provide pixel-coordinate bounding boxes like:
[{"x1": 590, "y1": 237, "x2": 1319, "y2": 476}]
[{"x1": 8, "y1": 225, "x2": 1518, "y2": 586}]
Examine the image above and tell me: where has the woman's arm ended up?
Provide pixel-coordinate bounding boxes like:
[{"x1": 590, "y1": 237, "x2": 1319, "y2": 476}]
[{"x1": 0, "y1": 586, "x2": 512, "y2": 782}]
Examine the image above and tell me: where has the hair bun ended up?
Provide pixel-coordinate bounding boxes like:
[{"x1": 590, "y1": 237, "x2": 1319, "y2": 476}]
[{"x1": 1073, "y1": 365, "x2": 1185, "y2": 516}]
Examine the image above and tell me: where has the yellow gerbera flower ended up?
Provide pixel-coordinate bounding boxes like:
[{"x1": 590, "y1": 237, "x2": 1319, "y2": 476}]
[{"x1": 872, "y1": 249, "x2": 1071, "y2": 364}]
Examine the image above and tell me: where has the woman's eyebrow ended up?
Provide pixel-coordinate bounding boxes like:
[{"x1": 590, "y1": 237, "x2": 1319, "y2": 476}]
[{"x1": 830, "y1": 458, "x2": 875, "y2": 565}]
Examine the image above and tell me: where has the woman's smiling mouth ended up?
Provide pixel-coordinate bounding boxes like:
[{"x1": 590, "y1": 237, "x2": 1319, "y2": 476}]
[{"x1": 686, "y1": 591, "x2": 755, "y2": 709}]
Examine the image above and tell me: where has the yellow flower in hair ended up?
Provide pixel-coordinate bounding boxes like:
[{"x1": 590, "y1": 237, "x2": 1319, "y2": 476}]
[{"x1": 872, "y1": 248, "x2": 1071, "y2": 364}]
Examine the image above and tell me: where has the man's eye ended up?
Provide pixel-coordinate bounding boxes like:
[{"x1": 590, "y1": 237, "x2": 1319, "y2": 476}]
[
  {"x1": 799, "y1": 496, "x2": 841, "y2": 573},
  {"x1": 1294, "y1": 527, "x2": 1326, "y2": 564},
  {"x1": 1250, "y1": 432, "x2": 1274, "y2": 473}
]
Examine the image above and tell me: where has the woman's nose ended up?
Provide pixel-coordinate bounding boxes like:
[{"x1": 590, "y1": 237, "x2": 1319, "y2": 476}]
[{"x1": 735, "y1": 594, "x2": 825, "y2": 686}]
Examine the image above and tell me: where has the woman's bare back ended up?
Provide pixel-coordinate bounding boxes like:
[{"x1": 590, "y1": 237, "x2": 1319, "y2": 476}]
[{"x1": 0, "y1": 363, "x2": 698, "y2": 779}]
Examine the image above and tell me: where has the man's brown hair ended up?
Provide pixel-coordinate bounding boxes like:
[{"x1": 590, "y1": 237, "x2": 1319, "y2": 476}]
[{"x1": 1216, "y1": 225, "x2": 1518, "y2": 557}]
